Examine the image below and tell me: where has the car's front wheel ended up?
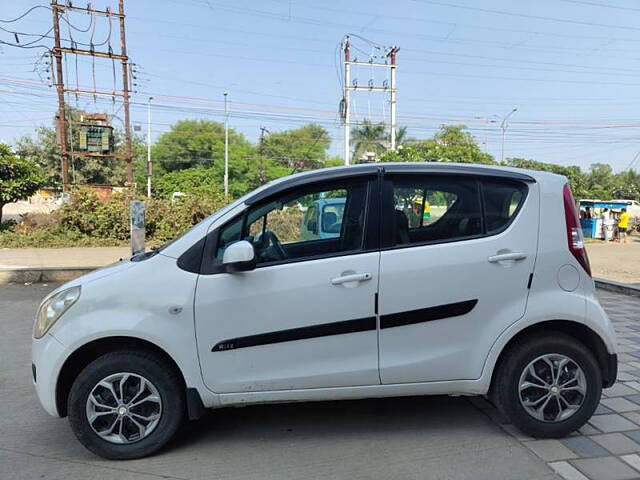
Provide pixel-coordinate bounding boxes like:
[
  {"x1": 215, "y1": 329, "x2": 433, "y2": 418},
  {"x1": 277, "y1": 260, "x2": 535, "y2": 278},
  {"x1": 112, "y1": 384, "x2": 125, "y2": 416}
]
[
  {"x1": 68, "y1": 350, "x2": 185, "y2": 459},
  {"x1": 491, "y1": 332, "x2": 602, "y2": 438}
]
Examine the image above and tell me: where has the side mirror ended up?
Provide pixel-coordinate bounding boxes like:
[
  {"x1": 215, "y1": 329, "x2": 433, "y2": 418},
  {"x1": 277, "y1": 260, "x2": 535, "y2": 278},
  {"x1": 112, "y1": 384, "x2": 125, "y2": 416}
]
[
  {"x1": 222, "y1": 240, "x2": 256, "y2": 273},
  {"x1": 307, "y1": 219, "x2": 318, "y2": 234}
]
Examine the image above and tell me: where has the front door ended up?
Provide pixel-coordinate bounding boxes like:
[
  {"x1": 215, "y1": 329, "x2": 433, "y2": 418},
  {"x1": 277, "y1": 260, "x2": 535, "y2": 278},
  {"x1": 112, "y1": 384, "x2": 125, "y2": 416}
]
[
  {"x1": 378, "y1": 173, "x2": 539, "y2": 384},
  {"x1": 194, "y1": 177, "x2": 381, "y2": 393}
]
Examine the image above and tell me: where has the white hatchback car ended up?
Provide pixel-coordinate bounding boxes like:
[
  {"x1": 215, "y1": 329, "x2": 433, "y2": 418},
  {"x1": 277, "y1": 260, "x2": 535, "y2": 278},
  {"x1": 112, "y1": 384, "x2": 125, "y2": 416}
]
[{"x1": 32, "y1": 163, "x2": 618, "y2": 459}]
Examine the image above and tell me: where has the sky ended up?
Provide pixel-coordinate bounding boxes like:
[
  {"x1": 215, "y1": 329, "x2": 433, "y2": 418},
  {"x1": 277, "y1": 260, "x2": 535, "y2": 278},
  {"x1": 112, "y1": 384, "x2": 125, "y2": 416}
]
[{"x1": 2, "y1": 0, "x2": 640, "y2": 172}]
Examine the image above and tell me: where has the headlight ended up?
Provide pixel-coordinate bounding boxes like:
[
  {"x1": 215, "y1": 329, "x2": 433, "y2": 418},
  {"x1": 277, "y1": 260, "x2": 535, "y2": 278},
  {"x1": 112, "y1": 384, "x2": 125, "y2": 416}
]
[{"x1": 34, "y1": 286, "x2": 81, "y2": 339}]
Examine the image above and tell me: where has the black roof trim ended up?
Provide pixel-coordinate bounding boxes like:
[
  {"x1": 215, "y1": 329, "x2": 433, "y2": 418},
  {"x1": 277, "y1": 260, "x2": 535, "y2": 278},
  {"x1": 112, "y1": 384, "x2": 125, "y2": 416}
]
[
  {"x1": 382, "y1": 163, "x2": 536, "y2": 183},
  {"x1": 245, "y1": 163, "x2": 535, "y2": 205},
  {"x1": 245, "y1": 165, "x2": 379, "y2": 205}
]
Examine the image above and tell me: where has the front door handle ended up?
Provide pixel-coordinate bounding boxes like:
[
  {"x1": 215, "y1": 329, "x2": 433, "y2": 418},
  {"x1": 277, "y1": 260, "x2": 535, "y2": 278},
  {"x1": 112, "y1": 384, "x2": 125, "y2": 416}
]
[
  {"x1": 331, "y1": 272, "x2": 372, "y2": 285},
  {"x1": 488, "y1": 252, "x2": 527, "y2": 263}
]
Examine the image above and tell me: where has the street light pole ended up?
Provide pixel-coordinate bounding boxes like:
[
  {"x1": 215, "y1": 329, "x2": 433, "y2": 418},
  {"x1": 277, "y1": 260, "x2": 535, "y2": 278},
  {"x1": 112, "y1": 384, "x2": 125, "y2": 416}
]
[
  {"x1": 146, "y1": 96, "x2": 153, "y2": 198},
  {"x1": 500, "y1": 108, "x2": 517, "y2": 163},
  {"x1": 224, "y1": 92, "x2": 229, "y2": 198}
]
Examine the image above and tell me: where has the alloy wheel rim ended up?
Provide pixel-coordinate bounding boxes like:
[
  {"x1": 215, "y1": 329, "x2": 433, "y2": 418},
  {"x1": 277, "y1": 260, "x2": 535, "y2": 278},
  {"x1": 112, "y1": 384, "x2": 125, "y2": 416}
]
[
  {"x1": 518, "y1": 353, "x2": 587, "y2": 423},
  {"x1": 86, "y1": 372, "x2": 162, "y2": 444}
]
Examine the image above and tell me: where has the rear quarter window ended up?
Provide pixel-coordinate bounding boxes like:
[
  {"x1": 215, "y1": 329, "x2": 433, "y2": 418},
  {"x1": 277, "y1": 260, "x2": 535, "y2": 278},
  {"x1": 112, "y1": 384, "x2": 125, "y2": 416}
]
[{"x1": 482, "y1": 179, "x2": 528, "y2": 234}]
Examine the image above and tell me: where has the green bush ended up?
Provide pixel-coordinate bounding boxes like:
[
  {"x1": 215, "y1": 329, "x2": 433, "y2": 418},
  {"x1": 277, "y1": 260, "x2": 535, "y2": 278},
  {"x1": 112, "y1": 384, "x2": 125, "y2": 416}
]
[{"x1": 0, "y1": 187, "x2": 229, "y2": 248}]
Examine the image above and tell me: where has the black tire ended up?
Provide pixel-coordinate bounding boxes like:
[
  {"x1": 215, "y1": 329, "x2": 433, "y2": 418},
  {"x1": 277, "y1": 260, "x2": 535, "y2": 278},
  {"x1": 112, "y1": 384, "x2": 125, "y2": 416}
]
[
  {"x1": 68, "y1": 350, "x2": 185, "y2": 459},
  {"x1": 491, "y1": 332, "x2": 602, "y2": 438}
]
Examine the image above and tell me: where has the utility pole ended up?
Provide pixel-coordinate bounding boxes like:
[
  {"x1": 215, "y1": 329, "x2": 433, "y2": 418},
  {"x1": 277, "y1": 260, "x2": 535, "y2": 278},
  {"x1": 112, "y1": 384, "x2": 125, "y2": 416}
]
[
  {"x1": 475, "y1": 116, "x2": 498, "y2": 153},
  {"x1": 147, "y1": 97, "x2": 153, "y2": 198},
  {"x1": 224, "y1": 92, "x2": 229, "y2": 198},
  {"x1": 340, "y1": 35, "x2": 399, "y2": 165},
  {"x1": 388, "y1": 46, "x2": 399, "y2": 151},
  {"x1": 500, "y1": 108, "x2": 518, "y2": 163},
  {"x1": 51, "y1": 0, "x2": 68, "y2": 190},
  {"x1": 259, "y1": 127, "x2": 269, "y2": 185},
  {"x1": 118, "y1": 0, "x2": 133, "y2": 185},
  {"x1": 49, "y1": 0, "x2": 134, "y2": 190},
  {"x1": 342, "y1": 36, "x2": 351, "y2": 166}
]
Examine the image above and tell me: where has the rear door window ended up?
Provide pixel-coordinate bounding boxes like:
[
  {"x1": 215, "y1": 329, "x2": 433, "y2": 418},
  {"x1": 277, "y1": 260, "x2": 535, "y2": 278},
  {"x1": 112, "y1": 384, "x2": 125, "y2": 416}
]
[{"x1": 387, "y1": 175, "x2": 482, "y2": 246}]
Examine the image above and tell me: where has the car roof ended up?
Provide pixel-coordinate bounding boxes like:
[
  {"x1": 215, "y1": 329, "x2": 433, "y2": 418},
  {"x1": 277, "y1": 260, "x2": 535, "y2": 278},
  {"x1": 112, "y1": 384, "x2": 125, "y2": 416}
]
[{"x1": 245, "y1": 162, "x2": 542, "y2": 205}]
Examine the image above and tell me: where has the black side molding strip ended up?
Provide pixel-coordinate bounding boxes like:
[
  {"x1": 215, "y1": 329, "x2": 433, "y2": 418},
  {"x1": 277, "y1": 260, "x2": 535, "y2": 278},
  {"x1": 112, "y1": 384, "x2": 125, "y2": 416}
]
[
  {"x1": 380, "y1": 299, "x2": 478, "y2": 329},
  {"x1": 212, "y1": 316, "x2": 376, "y2": 352},
  {"x1": 211, "y1": 300, "x2": 478, "y2": 352}
]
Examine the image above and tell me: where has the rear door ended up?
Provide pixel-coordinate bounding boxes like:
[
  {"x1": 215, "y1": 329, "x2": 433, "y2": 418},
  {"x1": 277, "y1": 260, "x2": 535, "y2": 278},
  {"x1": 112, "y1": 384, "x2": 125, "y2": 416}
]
[{"x1": 378, "y1": 173, "x2": 539, "y2": 384}]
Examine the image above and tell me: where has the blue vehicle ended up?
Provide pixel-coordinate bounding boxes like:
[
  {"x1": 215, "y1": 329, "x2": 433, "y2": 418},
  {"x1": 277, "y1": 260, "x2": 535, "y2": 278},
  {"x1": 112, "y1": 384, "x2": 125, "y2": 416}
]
[{"x1": 301, "y1": 198, "x2": 346, "y2": 240}]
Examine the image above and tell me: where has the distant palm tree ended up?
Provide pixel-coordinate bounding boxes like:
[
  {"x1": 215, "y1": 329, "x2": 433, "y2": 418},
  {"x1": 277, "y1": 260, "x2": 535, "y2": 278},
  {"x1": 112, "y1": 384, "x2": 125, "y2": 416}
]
[
  {"x1": 351, "y1": 120, "x2": 387, "y2": 163},
  {"x1": 394, "y1": 126, "x2": 409, "y2": 147}
]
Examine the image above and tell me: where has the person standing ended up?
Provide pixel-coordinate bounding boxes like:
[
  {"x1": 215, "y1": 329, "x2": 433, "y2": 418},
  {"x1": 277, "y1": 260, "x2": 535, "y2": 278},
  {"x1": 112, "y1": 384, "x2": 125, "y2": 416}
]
[
  {"x1": 619, "y1": 208, "x2": 630, "y2": 243},
  {"x1": 601, "y1": 208, "x2": 612, "y2": 241}
]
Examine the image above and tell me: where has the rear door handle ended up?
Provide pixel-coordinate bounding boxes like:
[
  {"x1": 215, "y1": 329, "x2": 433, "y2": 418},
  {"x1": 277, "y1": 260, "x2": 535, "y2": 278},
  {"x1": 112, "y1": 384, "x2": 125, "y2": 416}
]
[
  {"x1": 331, "y1": 273, "x2": 372, "y2": 285},
  {"x1": 488, "y1": 252, "x2": 528, "y2": 263}
]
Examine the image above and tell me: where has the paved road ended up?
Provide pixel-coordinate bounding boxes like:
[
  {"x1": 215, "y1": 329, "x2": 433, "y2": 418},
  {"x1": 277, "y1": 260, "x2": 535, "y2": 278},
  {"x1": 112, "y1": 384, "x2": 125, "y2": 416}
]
[
  {"x1": 0, "y1": 247, "x2": 129, "y2": 269},
  {"x1": 1, "y1": 283, "x2": 557, "y2": 480}
]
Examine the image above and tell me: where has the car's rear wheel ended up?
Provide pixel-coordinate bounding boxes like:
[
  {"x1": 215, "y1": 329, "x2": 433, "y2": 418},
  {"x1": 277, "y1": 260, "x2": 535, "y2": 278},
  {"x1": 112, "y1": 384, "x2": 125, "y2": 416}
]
[
  {"x1": 491, "y1": 332, "x2": 602, "y2": 438},
  {"x1": 68, "y1": 351, "x2": 185, "y2": 459}
]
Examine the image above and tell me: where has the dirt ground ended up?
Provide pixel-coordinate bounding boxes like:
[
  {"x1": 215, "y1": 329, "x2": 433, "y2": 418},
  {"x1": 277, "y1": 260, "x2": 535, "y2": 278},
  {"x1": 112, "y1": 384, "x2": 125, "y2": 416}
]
[{"x1": 586, "y1": 232, "x2": 640, "y2": 285}]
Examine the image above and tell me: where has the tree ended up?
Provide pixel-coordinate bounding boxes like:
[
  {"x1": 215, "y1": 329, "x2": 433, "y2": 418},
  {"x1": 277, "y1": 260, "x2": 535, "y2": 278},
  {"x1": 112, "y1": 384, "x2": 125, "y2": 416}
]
[
  {"x1": 611, "y1": 170, "x2": 640, "y2": 201},
  {"x1": 263, "y1": 124, "x2": 330, "y2": 170},
  {"x1": 153, "y1": 167, "x2": 225, "y2": 200},
  {"x1": 394, "y1": 126, "x2": 411, "y2": 146},
  {"x1": 152, "y1": 120, "x2": 257, "y2": 197},
  {"x1": 153, "y1": 120, "x2": 253, "y2": 171},
  {"x1": 351, "y1": 120, "x2": 388, "y2": 162},
  {"x1": 507, "y1": 158, "x2": 588, "y2": 198},
  {"x1": 381, "y1": 124, "x2": 495, "y2": 165},
  {"x1": 0, "y1": 143, "x2": 45, "y2": 222},
  {"x1": 585, "y1": 163, "x2": 614, "y2": 200}
]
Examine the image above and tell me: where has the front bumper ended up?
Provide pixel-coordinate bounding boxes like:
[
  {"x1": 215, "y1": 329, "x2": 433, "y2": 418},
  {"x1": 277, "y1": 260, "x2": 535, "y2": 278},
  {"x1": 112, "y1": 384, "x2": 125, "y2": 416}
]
[
  {"x1": 32, "y1": 333, "x2": 68, "y2": 417},
  {"x1": 603, "y1": 353, "x2": 618, "y2": 388}
]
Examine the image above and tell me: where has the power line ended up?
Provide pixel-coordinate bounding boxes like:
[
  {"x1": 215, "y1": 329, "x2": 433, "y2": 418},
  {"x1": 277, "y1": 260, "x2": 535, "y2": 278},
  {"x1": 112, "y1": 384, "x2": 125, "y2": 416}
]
[
  {"x1": 264, "y1": 0, "x2": 640, "y2": 44},
  {"x1": 559, "y1": 0, "x2": 640, "y2": 13},
  {"x1": 410, "y1": 0, "x2": 640, "y2": 32},
  {"x1": 0, "y1": 5, "x2": 50, "y2": 23}
]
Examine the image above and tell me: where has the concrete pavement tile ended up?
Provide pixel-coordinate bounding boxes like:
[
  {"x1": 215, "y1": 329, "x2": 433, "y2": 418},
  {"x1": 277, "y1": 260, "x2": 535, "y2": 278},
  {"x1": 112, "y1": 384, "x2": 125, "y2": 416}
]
[
  {"x1": 623, "y1": 429, "x2": 640, "y2": 444},
  {"x1": 623, "y1": 394, "x2": 640, "y2": 406},
  {"x1": 578, "y1": 424, "x2": 601, "y2": 435},
  {"x1": 621, "y1": 412, "x2": 640, "y2": 425},
  {"x1": 600, "y1": 397, "x2": 640, "y2": 413},
  {"x1": 523, "y1": 439, "x2": 578, "y2": 462},
  {"x1": 617, "y1": 345, "x2": 638, "y2": 354},
  {"x1": 591, "y1": 433, "x2": 640, "y2": 455},
  {"x1": 562, "y1": 436, "x2": 609, "y2": 457},
  {"x1": 570, "y1": 456, "x2": 639, "y2": 480},
  {"x1": 589, "y1": 414, "x2": 638, "y2": 432},
  {"x1": 616, "y1": 372, "x2": 639, "y2": 382},
  {"x1": 620, "y1": 454, "x2": 640, "y2": 473},
  {"x1": 624, "y1": 381, "x2": 640, "y2": 392},
  {"x1": 595, "y1": 404, "x2": 614, "y2": 415},
  {"x1": 548, "y1": 461, "x2": 589, "y2": 480},
  {"x1": 604, "y1": 384, "x2": 639, "y2": 397}
]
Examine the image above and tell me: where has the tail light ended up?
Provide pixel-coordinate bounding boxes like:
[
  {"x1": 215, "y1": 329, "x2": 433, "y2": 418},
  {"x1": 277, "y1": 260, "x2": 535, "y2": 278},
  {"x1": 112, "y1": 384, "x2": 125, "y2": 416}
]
[{"x1": 563, "y1": 184, "x2": 591, "y2": 276}]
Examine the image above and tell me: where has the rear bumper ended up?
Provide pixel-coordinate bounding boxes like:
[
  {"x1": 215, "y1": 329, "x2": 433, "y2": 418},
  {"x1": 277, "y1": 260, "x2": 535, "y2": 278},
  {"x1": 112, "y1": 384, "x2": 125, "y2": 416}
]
[{"x1": 603, "y1": 353, "x2": 618, "y2": 388}]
